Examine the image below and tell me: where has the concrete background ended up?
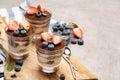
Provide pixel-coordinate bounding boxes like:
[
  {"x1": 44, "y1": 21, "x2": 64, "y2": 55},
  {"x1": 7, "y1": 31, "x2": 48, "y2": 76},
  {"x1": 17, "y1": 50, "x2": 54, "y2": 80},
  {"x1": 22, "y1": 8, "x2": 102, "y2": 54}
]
[{"x1": 0, "y1": 0, "x2": 120, "y2": 80}]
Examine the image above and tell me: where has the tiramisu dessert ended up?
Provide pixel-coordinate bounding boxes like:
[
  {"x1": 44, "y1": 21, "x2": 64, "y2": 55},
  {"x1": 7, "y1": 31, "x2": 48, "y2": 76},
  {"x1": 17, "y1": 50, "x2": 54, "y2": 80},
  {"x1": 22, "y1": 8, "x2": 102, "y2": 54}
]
[
  {"x1": 5, "y1": 20, "x2": 34, "y2": 59},
  {"x1": 36, "y1": 32, "x2": 65, "y2": 73},
  {"x1": 24, "y1": 4, "x2": 52, "y2": 36}
]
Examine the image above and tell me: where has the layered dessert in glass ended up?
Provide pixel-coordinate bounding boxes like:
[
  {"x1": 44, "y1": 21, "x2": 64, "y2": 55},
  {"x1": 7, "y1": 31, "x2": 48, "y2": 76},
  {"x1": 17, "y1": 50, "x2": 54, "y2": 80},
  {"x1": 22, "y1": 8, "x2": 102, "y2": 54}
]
[
  {"x1": 24, "y1": 4, "x2": 52, "y2": 37},
  {"x1": 36, "y1": 32, "x2": 65, "y2": 73},
  {"x1": 5, "y1": 20, "x2": 34, "y2": 59}
]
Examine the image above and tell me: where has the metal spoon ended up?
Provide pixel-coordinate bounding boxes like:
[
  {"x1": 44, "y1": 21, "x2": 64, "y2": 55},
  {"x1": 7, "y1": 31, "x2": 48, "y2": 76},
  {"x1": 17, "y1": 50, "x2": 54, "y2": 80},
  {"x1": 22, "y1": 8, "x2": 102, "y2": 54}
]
[
  {"x1": 64, "y1": 47, "x2": 77, "y2": 71},
  {"x1": 63, "y1": 47, "x2": 77, "y2": 80}
]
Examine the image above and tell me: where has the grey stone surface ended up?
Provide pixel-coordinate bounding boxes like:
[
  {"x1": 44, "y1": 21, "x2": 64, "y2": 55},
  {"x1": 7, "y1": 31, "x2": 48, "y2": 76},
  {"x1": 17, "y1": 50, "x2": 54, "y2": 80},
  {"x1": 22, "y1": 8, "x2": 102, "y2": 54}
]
[{"x1": 0, "y1": 0, "x2": 120, "y2": 80}]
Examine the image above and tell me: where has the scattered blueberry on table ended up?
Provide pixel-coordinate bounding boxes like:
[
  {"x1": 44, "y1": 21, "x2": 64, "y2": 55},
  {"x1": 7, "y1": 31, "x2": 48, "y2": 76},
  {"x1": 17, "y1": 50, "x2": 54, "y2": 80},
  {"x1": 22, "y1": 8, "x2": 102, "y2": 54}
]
[
  {"x1": 15, "y1": 65, "x2": 21, "y2": 72},
  {"x1": 60, "y1": 74, "x2": 65, "y2": 80}
]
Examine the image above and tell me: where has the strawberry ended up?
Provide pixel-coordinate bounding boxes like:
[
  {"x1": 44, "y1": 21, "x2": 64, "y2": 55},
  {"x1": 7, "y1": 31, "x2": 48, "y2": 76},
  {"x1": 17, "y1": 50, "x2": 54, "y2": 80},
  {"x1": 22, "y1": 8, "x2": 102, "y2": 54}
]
[
  {"x1": 20, "y1": 20, "x2": 30, "y2": 30},
  {"x1": 69, "y1": 22, "x2": 78, "y2": 28},
  {"x1": 41, "y1": 32, "x2": 52, "y2": 42},
  {"x1": 40, "y1": 4, "x2": 45, "y2": 13},
  {"x1": 8, "y1": 20, "x2": 19, "y2": 31},
  {"x1": 73, "y1": 28, "x2": 83, "y2": 39},
  {"x1": 52, "y1": 35, "x2": 62, "y2": 45},
  {"x1": 27, "y1": 6, "x2": 37, "y2": 15}
]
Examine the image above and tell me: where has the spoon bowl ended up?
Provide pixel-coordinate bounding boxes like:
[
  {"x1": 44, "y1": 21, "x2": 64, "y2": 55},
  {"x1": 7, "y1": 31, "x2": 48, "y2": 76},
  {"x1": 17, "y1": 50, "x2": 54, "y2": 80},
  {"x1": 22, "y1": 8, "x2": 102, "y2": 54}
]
[{"x1": 64, "y1": 47, "x2": 71, "y2": 57}]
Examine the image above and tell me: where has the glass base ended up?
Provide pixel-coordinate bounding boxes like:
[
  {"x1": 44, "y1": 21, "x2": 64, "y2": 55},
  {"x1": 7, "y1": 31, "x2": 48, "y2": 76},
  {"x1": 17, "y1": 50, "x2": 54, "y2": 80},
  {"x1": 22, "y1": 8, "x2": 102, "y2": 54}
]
[
  {"x1": 9, "y1": 52, "x2": 28, "y2": 60},
  {"x1": 41, "y1": 66, "x2": 58, "y2": 73}
]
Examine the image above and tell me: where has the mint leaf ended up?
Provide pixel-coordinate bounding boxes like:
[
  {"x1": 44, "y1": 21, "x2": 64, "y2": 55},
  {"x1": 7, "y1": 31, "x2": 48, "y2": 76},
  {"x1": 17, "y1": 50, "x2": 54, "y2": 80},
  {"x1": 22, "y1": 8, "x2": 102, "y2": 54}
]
[{"x1": 7, "y1": 63, "x2": 14, "y2": 72}]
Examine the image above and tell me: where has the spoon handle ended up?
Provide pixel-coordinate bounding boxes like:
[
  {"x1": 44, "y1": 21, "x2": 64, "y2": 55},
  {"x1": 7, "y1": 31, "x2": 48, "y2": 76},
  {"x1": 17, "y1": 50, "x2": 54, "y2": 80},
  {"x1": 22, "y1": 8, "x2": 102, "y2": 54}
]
[
  {"x1": 63, "y1": 55, "x2": 77, "y2": 71},
  {"x1": 63, "y1": 55, "x2": 77, "y2": 80},
  {"x1": 70, "y1": 63, "x2": 76, "y2": 80}
]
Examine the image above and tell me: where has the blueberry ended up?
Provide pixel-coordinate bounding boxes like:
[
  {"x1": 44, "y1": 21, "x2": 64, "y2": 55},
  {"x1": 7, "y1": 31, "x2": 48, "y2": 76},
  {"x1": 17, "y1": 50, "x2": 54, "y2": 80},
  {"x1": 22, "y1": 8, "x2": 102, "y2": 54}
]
[
  {"x1": 48, "y1": 44, "x2": 54, "y2": 50},
  {"x1": 60, "y1": 74, "x2": 65, "y2": 80},
  {"x1": 78, "y1": 39, "x2": 84, "y2": 45},
  {"x1": 13, "y1": 30, "x2": 19, "y2": 37},
  {"x1": 62, "y1": 30, "x2": 69, "y2": 35},
  {"x1": 48, "y1": 41, "x2": 53, "y2": 44},
  {"x1": 71, "y1": 38, "x2": 77, "y2": 44},
  {"x1": 11, "y1": 74, "x2": 16, "y2": 78},
  {"x1": 55, "y1": 23, "x2": 61, "y2": 28},
  {"x1": 52, "y1": 26, "x2": 58, "y2": 32},
  {"x1": 42, "y1": 13, "x2": 47, "y2": 17},
  {"x1": 16, "y1": 60, "x2": 23, "y2": 66},
  {"x1": 15, "y1": 65, "x2": 21, "y2": 72},
  {"x1": 59, "y1": 26, "x2": 64, "y2": 31},
  {"x1": 18, "y1": 27, "x2": 23, "y2": 31},
  {"x1": 57, "y1": 30, "x2": 63, "y2": 35},
  {"x1": 66, "y1": 29, "x2": 71, "y2": 35},
  {"x1": 36, "y1": 12, "x2": 42, "y2": 17},
  {"x1": 62, "y1": 23, "x2": 67, "y2": 27},
  {"x1": 20, "y1": 30, "x2": 27, "y2": 37},
  {"x1": 65, "y1": 25, "x2": 71, "y2": 29},
  {"x1": 42, "y1": 41, "x2": 48, "y2": 48}
]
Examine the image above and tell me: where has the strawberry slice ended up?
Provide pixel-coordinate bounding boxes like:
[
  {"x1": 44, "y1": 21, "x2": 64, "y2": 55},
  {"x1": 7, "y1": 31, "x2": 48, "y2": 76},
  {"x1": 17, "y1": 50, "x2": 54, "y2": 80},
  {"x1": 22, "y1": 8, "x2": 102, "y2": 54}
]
[
  {"x1": 20, "y1": 20, "x2": 30, "y2": 30},
  {"x1": 41, "y1": 32, "x2": 52, "y2": 42},
  {"x1": 8, "y1": 20, "x2": 19, "y2": 31},
  {"x1": 69, "y1": 22, "x2": 78, "y2": 28},
  {"x1": 52, "y1": 35, "x2": 62, "y2": 45},
  {"x1": 73, "y1": 28, "x2": 83, "y2": 39},
  {"x1": 27, "y1": 6, "x2": 37, "y2": 15}
]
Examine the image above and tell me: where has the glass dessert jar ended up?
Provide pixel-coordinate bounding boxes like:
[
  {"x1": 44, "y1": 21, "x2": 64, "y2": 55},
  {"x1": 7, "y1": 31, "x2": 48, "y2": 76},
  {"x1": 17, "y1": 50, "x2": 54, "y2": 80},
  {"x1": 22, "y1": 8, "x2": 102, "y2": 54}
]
[
  {"x1": 35, "y1": 36, "x2": 65, "y2": 73},
  {"x1": 5, "y1": 25, "x2": 34, "y2": 60},
  {"x1": 24, "y1": 4, "x2": 52, "y2": 38}
]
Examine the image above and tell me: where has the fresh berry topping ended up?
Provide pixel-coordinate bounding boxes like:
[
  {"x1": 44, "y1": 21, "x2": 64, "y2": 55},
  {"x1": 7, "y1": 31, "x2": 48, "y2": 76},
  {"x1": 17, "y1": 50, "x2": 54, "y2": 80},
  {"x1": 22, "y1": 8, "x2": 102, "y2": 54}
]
[
  {"x1": 52, "y1": 26, "x2": 58, "y2": 32},
  {"x1": 69, "y1": 22, "x2": 78, "y2": 28},
  {"x1": 36, "y1": 12, "x2": 42, "y2": 17},
  {"x1": 40, "y1": 4, "x2": 45, "y2": 13},
  {"x1": 15, "y1": 65, "x2": 21, "y2": 72},
  {"x1": 48, "y1": 44, "x2": 54, "y2": 50},
  {"x1": 73, "y1": 28, "x2": 83, "y2": 39},
  {"x1": 59, "y1": 26, "x2": 64, "y2": 31},
  {"x1": 78, "y1": 39, "x2": 84, "y2": 45},
  {"x1": 18, "y1": 27, "x2": 23, "y2": 31},
  {"x1": 65, "y1": 25, "x2": 71, "y2": 29},
  {"x1": 13, "y1": 30, "x2": 19, "y2": 37},
  {"x1": 42, "y1": 41, "x2": 48, "y2": 48},
  {"x1": 60, "y1": 74, "x2": 65, "y2": 80},
  {"x1": 62, "y1": 23, "x2": 67, "y2": 27},
  {"x1": 41, "y1": 32, "x2": 52, "y2": 42},
  {"x1": 57, "y1": 30, "x2": 63, "y2": 35},
  {"x1": 19, "y1": 20, "x2": 30, "y2": 31},
  {"x1": 27, "y1": 6, "x2": 37, "y2": 15},
  {"x1": 62, "y1": 30, "x2": 71, "y2": 35},
  {"x1": 16, "y1": 60, "x2": 23, "y2": 66},
  {"x1": 55, "y1": 22, "x2": 61, "y2": 27},
  {"x1": 8, "y1": 20, "x2": 19, "y2": 31},
  {"x1": 52, "y1": 35, "x2": 62, "y2": 45},
  {"x1": 20, "y1": 30, "x2": 27, "y2": 37},
  {"x1": 42, "y1": 13, "x2": 47, "y2": 17},
  {"x1": 71, "y1": 38, "x2": 77, "y2": 44},
  {"x1": 66, "y1": 29, "x2": 71, "y2": 34},
  {"x1": 48, "y1": 40, "x2": 53, "y2": 44}
]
